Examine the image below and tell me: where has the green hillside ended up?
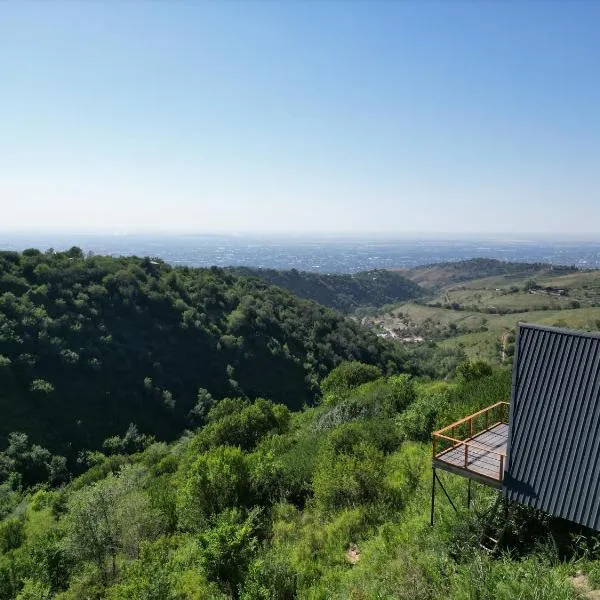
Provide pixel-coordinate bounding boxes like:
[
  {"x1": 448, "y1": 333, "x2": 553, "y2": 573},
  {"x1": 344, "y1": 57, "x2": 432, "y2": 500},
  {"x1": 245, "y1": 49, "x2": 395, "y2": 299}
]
[
  {"x1": 0, "y1": 249, "x2": 461, "y2": 463},
  {"x1": 1, "y1": 363, "x2": 596, "y2": 600},
  {"x1": 229, "y1": 267, "x2": 423, "y2": 313},
  {"x1": 395, "y1": 258, "x2": 578, "y2": 289}
]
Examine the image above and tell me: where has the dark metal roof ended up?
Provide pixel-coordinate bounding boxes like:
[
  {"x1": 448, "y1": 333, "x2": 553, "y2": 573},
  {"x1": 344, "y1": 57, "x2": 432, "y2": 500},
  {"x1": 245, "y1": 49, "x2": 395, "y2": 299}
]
[{"x1": 504, "y1": 323, "x2": 600, "y2": 530}]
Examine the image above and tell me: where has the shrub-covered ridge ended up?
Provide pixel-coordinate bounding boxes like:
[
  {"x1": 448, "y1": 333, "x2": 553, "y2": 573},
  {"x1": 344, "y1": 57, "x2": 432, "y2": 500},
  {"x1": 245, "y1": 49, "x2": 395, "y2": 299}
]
[{"x1": 0, "y1": 361, "x2": 596, "y2": 599}]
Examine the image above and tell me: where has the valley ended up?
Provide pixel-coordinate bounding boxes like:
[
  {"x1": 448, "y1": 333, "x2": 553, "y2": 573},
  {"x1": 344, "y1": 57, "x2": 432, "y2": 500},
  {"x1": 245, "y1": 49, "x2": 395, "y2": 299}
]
[{"x1": 367, "y1": 261, "x2": 600, "y2": 363}]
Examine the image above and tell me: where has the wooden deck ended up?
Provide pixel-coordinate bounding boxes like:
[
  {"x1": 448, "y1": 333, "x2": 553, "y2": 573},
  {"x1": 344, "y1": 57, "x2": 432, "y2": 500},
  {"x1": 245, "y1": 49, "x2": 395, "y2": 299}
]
[{"x1": 432, "y1": 402, "x2": 509, "y2": 487}]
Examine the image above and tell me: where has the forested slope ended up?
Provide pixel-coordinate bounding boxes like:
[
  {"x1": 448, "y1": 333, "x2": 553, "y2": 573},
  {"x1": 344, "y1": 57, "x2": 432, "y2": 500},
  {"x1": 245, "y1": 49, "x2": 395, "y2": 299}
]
[
  {"x1": 0, "y1": 249, "x2": 458, "y2": 460},
  {"x1": 1, "y1": 362, "x2": 594, "y2": 600},
  {"x1": 229, "y1": 267, "x2": 422, "y2": 313}
]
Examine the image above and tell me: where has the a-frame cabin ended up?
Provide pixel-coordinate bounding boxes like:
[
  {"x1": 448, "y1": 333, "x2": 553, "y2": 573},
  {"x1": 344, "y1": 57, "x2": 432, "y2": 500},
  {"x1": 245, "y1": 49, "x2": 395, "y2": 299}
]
[{"x1": 432, "y1": 323, "x2": 600, "y2": 531}]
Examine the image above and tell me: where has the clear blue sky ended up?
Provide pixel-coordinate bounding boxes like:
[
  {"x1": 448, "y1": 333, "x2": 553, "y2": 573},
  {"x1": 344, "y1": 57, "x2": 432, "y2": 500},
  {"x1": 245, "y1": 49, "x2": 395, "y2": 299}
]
[{"x1": 1, "y1": 1, "x2": 599, "y2": 236}]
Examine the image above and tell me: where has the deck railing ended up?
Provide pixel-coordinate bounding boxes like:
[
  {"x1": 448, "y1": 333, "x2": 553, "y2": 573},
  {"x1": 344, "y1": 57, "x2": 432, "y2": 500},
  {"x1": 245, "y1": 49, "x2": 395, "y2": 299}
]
[{"x1": 432, "y1": 402, "x2": 509, "y2": 481}]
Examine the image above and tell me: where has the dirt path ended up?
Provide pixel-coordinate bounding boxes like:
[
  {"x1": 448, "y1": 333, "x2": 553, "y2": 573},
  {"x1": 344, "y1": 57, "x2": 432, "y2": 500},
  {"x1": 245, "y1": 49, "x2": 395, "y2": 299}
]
[{"x1": 500, "y1": 331, "x2": 510, "y2": 364}]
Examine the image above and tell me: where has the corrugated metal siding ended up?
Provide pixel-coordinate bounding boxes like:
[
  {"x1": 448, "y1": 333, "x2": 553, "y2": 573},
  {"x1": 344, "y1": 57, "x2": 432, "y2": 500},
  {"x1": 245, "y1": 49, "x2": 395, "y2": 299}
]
[{"x1": 504, "y1": 324, "x2": 600, "y2": 530}]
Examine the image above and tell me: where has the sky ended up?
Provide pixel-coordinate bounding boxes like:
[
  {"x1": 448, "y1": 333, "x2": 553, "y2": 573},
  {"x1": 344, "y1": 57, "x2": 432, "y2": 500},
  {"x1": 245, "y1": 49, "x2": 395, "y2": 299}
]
[{"x1": 1, "y1": 1, "x2": 600, "y2": 236}]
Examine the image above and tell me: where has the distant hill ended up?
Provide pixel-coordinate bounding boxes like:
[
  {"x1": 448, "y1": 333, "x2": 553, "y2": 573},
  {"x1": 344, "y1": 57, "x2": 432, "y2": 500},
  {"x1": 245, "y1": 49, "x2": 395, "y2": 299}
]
[
  {"x1": 228, "y1": 267, "x2": 423, "y2": 313},
  {"x1": 395, "y1": 258, "x2": 579, "y2": 289}
]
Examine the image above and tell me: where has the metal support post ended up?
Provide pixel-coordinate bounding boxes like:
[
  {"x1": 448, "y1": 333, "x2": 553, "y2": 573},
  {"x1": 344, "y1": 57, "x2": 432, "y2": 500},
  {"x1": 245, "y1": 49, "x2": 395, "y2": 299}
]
[
  {"x1": 438, "y1": 472, "x2": 458, "y2": 513},
  {"x1": 467, "y1": 478, "x2": 472, "y2": 509},
  {"x1": 430, "y1": 467, "x2": 436, "y2": 526}
]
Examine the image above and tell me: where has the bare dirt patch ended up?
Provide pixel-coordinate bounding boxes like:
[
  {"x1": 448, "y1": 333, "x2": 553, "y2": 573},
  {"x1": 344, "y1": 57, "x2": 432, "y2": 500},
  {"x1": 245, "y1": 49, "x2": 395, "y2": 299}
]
[
  {"x1": 346, "y1": 544, "x2": 360, "y2": 564},
  {"x1": 568, "y1": 572, "x2": 600, "y2": 599}
]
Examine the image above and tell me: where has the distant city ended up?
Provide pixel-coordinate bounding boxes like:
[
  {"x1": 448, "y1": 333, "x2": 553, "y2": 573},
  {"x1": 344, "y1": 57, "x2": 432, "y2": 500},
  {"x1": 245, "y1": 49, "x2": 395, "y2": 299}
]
[{"x1": 1, "y1": 232, "x2": 600, "y2": 273}]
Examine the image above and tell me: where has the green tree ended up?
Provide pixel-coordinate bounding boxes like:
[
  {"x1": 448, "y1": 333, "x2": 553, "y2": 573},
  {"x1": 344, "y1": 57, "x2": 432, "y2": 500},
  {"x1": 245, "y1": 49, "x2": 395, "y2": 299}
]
[
  {"x1": 199, "y1": 508, "x2": 259, "y2": 598},
  {"x1": 196, "y1": 398, "x2": 290, "y2": 451},
  {"x1": 30, "y1": 379, "x2": 54, "y2": 394},
  {"x1": 62, "y1": 466, "x2": 161, "y2": 585},
  {"x1": 15, "y1": 579, "x2": 51, "y2": 600},
  {"x1": 0, "y1": 518, "x2": 24, "y2": 553},
  {"x1": 313, "y1": 440, "x2": 386, "y2": 512},
  {"x1": 188, "y1": 387, "x2": 215, "y2": 425},
  {"x1": 456, "y1": 359, "x2": 493, "y2": 383},
  {"x1": 320, "y1": 361, "x2": 382, "y2": 402},
  {"x1": 177, "y1": 446, "x2": 250, "y2": 531}
]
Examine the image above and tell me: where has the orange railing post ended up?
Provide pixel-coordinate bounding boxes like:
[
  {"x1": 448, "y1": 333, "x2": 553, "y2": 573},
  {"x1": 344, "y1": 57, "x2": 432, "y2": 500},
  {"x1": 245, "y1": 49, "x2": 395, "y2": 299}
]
[{"x1": 433, "y1": 402, "x2": 509, "y2": 438}]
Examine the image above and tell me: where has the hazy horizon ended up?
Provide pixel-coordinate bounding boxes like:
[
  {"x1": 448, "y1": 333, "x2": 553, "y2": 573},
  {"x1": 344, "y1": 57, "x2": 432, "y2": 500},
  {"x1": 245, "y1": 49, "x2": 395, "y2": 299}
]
[
  {"x1": 2, "y1": 2, "x2": 600, "y2": 236},
  {"x1": 3, "y1": 229, "x2": 600, "y2": 243}
]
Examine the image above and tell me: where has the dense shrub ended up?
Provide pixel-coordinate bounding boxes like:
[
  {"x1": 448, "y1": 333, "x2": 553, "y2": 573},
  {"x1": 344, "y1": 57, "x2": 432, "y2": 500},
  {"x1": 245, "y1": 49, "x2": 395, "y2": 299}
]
[
  {"x1": 320, "y1": 361, "x2": 382, "y2": 400},
  {"x1": 177, "y1": 447, "x2": 250, "y2": 531}
]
